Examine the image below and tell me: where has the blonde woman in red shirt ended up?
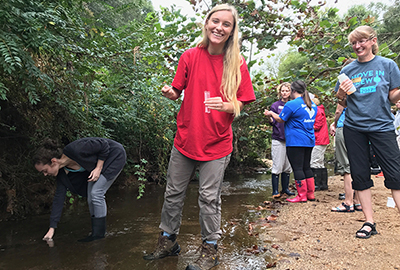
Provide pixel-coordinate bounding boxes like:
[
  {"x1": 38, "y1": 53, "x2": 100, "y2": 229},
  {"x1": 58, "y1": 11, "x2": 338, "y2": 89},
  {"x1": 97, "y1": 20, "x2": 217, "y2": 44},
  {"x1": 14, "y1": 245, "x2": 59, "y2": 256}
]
[{"x1": 143, "y1": 4, "x2": 255, "y2": 270}]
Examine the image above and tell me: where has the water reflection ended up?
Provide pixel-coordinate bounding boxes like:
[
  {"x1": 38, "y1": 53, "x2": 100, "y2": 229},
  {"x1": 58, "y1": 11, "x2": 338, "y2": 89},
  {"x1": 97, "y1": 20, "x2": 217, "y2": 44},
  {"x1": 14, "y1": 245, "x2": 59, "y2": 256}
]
[
  {"x1": 44, "y1": 238, "x2": 54, "y2": 248},
  {"x1": 0, "y1": 173, "x2": 278, "y2": 269}
]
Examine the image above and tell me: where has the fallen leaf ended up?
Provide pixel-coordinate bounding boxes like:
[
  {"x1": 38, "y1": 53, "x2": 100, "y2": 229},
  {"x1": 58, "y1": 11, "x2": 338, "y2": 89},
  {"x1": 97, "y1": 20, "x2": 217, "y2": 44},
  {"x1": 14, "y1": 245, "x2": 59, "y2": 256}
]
[
  {"x1": 271, "y1": 244, "x2": 280, "y2": 249},
  {"x1": 266, "y1": 214, "x2": 278, "y2": 222}
]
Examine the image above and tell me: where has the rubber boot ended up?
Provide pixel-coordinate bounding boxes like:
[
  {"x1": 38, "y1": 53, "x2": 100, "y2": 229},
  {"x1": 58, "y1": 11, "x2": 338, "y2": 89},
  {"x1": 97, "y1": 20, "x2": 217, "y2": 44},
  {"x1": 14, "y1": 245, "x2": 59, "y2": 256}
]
[
  {"x1": 286, "y1": 180, "x2": 307, "y2": 203},
  {"x1": 271, "y1": 174, "x2": 281, "y2": 198},
  {"x1": 78, "y1": 216, "x2": 106, "y2": 242},
  {"x1": 306, "y1": 177, "x2": 315, "y2": 201},
  {"x1": 280, "y1": 172, "x2": 295, "y2": 196},
  {"x1": 320, "y1": 168, "x2": 328, "y2": 190},
  {"x1": 311, "y1": 168, "x2": 321, "y2": 191}
]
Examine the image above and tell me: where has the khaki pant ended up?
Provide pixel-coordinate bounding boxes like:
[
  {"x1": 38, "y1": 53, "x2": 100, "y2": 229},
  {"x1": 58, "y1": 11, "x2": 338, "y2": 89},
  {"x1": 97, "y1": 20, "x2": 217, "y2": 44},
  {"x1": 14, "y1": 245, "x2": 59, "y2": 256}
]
[
  {"x1": 271, "y1": 139, "x2": 292, "y2": 174},
  {"x1": 310, "y1": 145, "x2": 327, "y2": 168},
  {"x1": 335, "y1": 127, "x2": 351, "y2": 175},
  {"x1": 159, "y1": 146, "x2": 231, "y2": 241}
]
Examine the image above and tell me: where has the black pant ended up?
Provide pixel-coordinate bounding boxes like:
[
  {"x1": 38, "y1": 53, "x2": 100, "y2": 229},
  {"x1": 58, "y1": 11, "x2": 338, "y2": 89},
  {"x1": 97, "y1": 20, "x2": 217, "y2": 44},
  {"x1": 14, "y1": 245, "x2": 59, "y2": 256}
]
[
  {"x1": 286, "y1": 147, "x2": 313, "y2": 181},
  {"x1": 344, "y1": 126, "x2": 400, "y2": 190}
]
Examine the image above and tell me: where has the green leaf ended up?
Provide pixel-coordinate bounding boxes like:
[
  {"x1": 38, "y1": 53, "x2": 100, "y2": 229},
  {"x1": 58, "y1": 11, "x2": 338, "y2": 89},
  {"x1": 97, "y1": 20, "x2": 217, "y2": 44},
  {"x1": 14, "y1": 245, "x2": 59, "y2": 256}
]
[
  {"x1": 320, "y1": 20, "x2": 331, "y2": 28},
  {"x1": 348, "y1": 17, "x2": 358, "y2": 26}
]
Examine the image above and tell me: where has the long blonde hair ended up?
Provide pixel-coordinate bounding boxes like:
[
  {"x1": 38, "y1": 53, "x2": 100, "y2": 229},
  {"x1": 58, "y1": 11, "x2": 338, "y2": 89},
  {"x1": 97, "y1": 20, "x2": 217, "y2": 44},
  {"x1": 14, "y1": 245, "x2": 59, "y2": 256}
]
[
  {"x1": 348, "y1": 26, "x2": 379, "y2": 55},
  {"x1": 197, "y1": 4, "x2": 242, "y2": 117}
]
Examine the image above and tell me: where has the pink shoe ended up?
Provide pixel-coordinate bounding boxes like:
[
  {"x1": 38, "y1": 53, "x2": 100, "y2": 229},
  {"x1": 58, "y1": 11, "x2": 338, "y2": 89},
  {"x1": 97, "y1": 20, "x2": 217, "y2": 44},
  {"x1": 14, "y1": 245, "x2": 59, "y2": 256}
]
[
  {"x1": 286, "y1": 180, "x2": 307, "y2": 203},
  {"x1": 306, "y1": 177, "x2": 315, "y2": 201}
]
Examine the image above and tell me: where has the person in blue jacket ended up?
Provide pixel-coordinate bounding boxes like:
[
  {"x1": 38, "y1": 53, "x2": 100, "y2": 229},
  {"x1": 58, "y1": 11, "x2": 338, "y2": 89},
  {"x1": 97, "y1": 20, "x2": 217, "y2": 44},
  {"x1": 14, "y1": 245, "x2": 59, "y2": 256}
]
[
  {"x1": 264, "y1": 80, "x2": 317, "y2": 203},
  {"x1": 33, "y1": 137, "x2": 126, "y2": 242}
]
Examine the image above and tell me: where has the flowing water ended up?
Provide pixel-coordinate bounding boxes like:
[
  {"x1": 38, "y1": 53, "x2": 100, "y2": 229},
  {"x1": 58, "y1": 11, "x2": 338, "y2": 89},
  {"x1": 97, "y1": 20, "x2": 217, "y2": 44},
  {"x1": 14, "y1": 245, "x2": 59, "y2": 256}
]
[{"x1": 0, "y1": 172, "x2": 289, "y2": 270}]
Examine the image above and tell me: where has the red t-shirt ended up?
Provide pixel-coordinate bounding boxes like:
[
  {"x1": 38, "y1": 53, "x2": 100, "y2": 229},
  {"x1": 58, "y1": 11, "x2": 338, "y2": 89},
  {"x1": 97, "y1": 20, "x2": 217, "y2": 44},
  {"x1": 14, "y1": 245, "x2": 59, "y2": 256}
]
[
  {"x1": 171, "y1": 47, "x2": 255, "y2": 161},
  {"x1": 314, "y1": 104, "x2": 330, "y2": 145}
]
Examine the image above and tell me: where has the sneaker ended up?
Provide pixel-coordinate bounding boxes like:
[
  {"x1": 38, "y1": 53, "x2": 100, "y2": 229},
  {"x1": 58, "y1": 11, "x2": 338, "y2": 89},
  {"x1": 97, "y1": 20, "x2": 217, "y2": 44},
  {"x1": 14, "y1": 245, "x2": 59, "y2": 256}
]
[
  {"x1": 185, "y1": 242, "x2": 218, "y2": 270},
  {"x1": 143, "y1": 232, "x2": 181, "y2": 260}
]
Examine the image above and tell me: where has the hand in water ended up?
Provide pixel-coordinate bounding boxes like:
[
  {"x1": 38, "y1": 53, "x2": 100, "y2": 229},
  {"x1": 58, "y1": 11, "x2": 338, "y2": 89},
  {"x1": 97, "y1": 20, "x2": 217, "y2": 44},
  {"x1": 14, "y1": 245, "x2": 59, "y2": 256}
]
[
  {"x1": 43, "y1": 227, "x2": 55, "y2": 245},
  {"x1": 44, "y1": 238, "x2": 54, "y2": 248}
]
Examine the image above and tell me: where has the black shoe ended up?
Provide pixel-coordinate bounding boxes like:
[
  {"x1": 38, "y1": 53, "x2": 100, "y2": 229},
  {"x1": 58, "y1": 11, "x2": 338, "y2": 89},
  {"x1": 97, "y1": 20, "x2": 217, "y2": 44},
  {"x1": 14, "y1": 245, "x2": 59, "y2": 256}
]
[
  {"x1": 280, "y1": 172, "x2": 295, "y2": 196},
  {"x1": 319, "y1": 168, "x2": 328, "y2": 190},
  {"x1": 186, "y1": 242, "x2": 218, "y2": 270},
  {"x1": 143, "y1": 232, "x2": 181, "y2": 260},
  {"x1": 271, "y1": 174, "x2": 280, "y2": 198},
  {"x1": 78, "y1": 216, "x2": 106, "y2": 242},
  {"x1": 281, "y1": 189, "x2": 295, "y2": 196},
  {"x1": 356, "y1": 222, "x2": 378, "y2": 239}
]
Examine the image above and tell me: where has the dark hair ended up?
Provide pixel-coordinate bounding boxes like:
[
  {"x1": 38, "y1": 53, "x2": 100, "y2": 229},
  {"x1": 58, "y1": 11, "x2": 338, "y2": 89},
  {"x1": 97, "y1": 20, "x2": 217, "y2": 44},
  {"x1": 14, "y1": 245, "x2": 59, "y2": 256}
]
[
  {"x1": 291, "y1": 80, "x2": 312, "y2": 109},
  {"x1": 33, "y1": 138, "x2": 63, "y2": 165}
]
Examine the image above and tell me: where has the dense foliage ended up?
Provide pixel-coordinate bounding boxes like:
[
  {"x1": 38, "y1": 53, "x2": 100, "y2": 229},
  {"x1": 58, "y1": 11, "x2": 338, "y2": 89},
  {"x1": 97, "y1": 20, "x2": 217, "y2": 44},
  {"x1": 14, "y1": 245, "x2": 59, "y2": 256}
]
[
  {"x1": 0, "y1": 0, "x2": 399, "y2": 218},
  {"x1": 0, "y1": 0, "x2": 198, "y2": 216}
]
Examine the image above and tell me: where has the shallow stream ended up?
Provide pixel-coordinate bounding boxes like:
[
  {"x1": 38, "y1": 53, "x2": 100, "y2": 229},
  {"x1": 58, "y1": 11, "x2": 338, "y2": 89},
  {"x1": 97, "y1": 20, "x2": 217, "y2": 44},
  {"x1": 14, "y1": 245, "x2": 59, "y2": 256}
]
[{"x1": 0, "y1": 173, "x2": 289, "y2": 270}]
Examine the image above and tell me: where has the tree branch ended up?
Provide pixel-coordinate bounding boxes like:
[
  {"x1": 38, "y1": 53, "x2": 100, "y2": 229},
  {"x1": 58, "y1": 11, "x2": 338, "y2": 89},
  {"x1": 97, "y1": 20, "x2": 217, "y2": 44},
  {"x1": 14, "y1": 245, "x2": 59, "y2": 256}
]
[{"x1": 309, "y1": 66, "x2": 342, "y2": 84}]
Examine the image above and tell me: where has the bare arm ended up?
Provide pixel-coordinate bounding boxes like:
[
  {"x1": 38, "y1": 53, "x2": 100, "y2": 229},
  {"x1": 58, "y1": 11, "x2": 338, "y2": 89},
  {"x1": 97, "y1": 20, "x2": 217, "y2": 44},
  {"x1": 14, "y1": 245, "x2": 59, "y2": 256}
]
[
  {"x1": 88, "y1": 159, "x2": 104, "y2": 182},
  {"x1": 336, "y1": 79, "x2": 353, "y2": 108},
  {"x1": 161, "y1": 85, "x2": 182, "y2": 100},
  {"x1": 333, "y1": 104, "x2": 344, "y2": 128},
  {"x1": 330, "y1": 104, "x2": 344, "y2": 136},
  {"x1": 264, "y1": 110, "x2": 284, "y2": 123},
  {"x1": 389, "y1": 88, "x2": 400, "y2": 104}
]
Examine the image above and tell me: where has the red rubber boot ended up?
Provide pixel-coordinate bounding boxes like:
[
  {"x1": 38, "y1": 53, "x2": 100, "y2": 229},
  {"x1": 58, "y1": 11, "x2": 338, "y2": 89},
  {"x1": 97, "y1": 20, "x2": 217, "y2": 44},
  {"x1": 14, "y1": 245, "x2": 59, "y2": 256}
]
[
  {"x1": 306, "y1": 177, "x2": 315, "y2": 201},
  {"x1": 286, "y1": 180, "x2": 307, "y2": 203}
]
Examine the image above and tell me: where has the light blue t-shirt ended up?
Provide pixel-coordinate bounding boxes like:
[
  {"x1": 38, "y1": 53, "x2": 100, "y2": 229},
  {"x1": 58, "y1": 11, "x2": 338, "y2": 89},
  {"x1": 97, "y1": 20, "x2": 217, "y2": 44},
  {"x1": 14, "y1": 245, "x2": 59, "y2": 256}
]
[
  {"x1": 279, "y1": 97, "x2": 317, "y2": 147},
  {"x1": 394, "y1": 111, "x2": 400, "y2": 136},
  {"x1": 334, "y1": 56, "x2": 400, "y2": 132},
  {"x1": 337, "y1": 108, "x2": 346, "y2": 128}
]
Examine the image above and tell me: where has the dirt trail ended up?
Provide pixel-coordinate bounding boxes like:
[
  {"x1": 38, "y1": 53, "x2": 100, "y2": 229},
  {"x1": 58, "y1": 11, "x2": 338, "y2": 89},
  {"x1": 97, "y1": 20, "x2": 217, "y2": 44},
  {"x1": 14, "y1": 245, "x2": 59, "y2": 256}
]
[{"x1": 259, "y1": 174, "x2": 400, "y2": 270}]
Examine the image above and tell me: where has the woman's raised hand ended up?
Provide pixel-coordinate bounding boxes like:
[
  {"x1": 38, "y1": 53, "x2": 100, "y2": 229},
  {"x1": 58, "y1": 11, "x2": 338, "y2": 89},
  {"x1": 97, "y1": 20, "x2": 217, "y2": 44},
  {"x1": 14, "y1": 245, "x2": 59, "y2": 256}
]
[
  {"x1": 161, "y1": 85, "x2": 180, "y2": 100},
  {"x1": 204, "y1": 97, "x2": 226, "y2": 112},
  {"x1": 264, "y1": 109, "x2": 271, "y2": 117},
  {"x1": 338, "y1": 79, "x2": 353, "y2": 96}
]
